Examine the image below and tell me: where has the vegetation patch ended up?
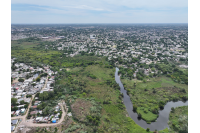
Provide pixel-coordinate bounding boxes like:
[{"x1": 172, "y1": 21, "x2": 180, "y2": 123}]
[
  {"x1": 122, "y1": 76, "x2": 188, "y2": 123},
  {"x1": 168, "y1": 106, "x2": 188, "y2": 133},
  {"x1": 137, "y1": 107, "x2": 158, "y2": 122}
]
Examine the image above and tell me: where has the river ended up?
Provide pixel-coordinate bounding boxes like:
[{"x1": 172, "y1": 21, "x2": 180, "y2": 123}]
[{"x1": 115, "y1": 67, "x2": 188, "y2": 131}]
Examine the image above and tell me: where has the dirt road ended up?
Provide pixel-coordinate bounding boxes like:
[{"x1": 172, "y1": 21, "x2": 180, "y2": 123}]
[{"x1": 24, "y1": 101, "x2": 67, "y2": 127}]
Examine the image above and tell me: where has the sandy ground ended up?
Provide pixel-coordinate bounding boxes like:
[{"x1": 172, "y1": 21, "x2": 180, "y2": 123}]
[{"x1": 12, "y1": 78, "x2": 19, "y2": 84}]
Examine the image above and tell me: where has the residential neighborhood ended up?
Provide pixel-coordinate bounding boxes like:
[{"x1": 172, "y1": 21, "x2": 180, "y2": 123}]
[{"x1": 11, "y1": 58, "x2": 68, "y2": 132}]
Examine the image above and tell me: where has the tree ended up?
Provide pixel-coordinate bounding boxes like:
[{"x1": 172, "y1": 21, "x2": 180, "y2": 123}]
[
  {"x1": 146, "y1": 128, "x2": 150, "y2": 132},
  {"x1": 20, "y1": 100, "x2": 25, "y2": 105},
  {"x1": 36, "y1": 77, "x2": 41, "y2": 82},
  {"x1": 18, "y1": 78, "x2": 24, "y2": 82},
  {"x1": 11, "y1": 98, "x2": 17, "y2": 106},
  {"x1": 11, "y1": 106, "x2": 18, "y2": 111},
  {"x1": 24, "y1": 104, "x2": 28, "y2": 108},
  {"x1": 138, "y1": 113, "x2": 141, "y2": 118},
  {"x1": 31, "y1": 83, "x2": 36, "y2": 87}
]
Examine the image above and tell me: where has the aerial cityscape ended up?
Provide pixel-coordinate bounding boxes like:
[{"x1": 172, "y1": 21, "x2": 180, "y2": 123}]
[
  {"x1": 10, "y1": 0, "x2": 188, "y2": 133},
  {"x1": 11, "y1": 24, "x2": 188, "y2": 133}
]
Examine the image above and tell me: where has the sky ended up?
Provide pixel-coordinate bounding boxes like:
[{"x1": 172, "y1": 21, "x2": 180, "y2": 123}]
[{"x1": 11, "y1": 0, "x2": 188, "y2": 24}]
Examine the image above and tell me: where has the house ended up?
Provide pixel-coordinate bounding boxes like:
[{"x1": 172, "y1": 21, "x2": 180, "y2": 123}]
[
  {"x1": 55, "y1": 113, "x2": 60, "y2": 118},
  {"x1": 34, "y1": 101, "x2": 41, "y2": 105},
  {"x1": 17, "y1": 105, "x2": 24, "y2": 109},
  {"x1": 36, "y1": 117, "x2": 43, "y2": 122},
  {"x1": 24, "y1": 98, "x2": 31, "y2": 103},
  {"x1": 20, "y1": 108, "x2": 26, "y2": 113},
  {"x1": 15, "y1": 96, "x2": 21, "y2": 99},
  {"x1": 30, "y1": 111, "x2": 38, "y2": 115},
  {"x1": 15, "y1": 110, "x2": 20, "y2": 116},
  {"x1": 11, "y1": 119, "x2": 18, "y2": 125},
  {"x1": 17, "y1": 98, "x2": 24, "y2": 103},
  {"x1": 55, "y1": 105, "x2": 60, "y2": 112},
  {"x1": 31, "y1": 106, "x2": 37, "y2": 110},
  {"x1": 38, "y1": 110, "x2": 42, "y2": 114},
  {"x1": 11, "y1": 126, "x2": 15, "y2": 132},
  {"x1": 52, "y1": 118, "x2": 57, "y2": 123},
  {"x1": 11, "y1": 111, "x2": 15, "y2": 115}
]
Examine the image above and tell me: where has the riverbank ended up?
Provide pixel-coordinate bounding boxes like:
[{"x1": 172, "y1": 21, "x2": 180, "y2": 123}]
[
  {"x1": 121, "y1": 75, "x2": 188, "y2": 122},
  {"x1": 115, "y1": 67, "x2": 188, "y2": 131}
]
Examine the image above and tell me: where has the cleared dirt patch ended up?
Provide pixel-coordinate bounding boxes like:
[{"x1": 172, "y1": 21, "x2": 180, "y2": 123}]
[
  {"x1": 71, "y1": 99, "x2": 93, "y2": 122},
  {"x1": 12, "y1": 78, "x2": 19, "y2": 84}
]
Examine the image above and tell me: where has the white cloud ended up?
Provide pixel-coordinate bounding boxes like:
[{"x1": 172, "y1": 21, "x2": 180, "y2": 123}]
[
  {"x1": 11, "y1": 0, "x2": 188, "y2": 23},
  {"x1": 63, "y1": 5, "x2": 106, "y2": 11},
  {"x1": 11, "y1": 0, "x2": 188, "y2": 9}
]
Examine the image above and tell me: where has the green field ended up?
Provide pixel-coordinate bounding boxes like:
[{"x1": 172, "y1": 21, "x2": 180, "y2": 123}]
[
  {"x1": 12, "y1": 40, "x2": 40, "y2": 49},
  {"x1": 122, "y1": 76, "x2": 188, "y2": 122}
]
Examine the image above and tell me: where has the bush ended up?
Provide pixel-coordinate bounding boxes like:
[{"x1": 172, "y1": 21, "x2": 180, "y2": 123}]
[
  {"x1": 26, "y1": 95, "x2": 32, "y2": 98},
  {"x1": 144, "y1": 108, "x2": 148, "y2": 113},
  {"x1": 133, "y1": 105, "x2": 137, "y2": 112},
  {"x1": 138, "y1": 113, "x2": 141, "y2": 118},
  {"x1": 171, "y1": 107, "x2": 175, "y2": 113},
  {"x1": 18, "y1": 78, "x2": 24, "y2": 82},
  {"x1": 143, "y1": 79, "x2": 147, "y2": 83}
]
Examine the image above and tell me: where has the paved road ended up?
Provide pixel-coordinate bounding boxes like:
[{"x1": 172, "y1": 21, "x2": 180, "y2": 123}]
[{"x1": 11, "y1": 77, "x2": 67, "y2": 128}]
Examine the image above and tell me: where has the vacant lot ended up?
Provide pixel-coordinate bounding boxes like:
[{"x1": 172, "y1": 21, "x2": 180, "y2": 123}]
[{"x1": 71, "y1": 98, "x2": 93, "y2": 123}]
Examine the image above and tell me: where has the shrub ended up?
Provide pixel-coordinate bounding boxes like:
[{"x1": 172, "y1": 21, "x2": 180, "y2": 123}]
[
  {"x1": 132, "y1": 105, "x2": 137, "y2": 112},
  {"x1": 171, "y1": 107, "x2": 175, "y2": 113},
  {"x1": 138, "y1": 113, "x2": 141, "y2": 118},
  {"x1": 18, "y1": 78, "x2": 24, "y2": 82},
  {"x1": 144, "y1": 108, "x2": 148, "y2": 113}
]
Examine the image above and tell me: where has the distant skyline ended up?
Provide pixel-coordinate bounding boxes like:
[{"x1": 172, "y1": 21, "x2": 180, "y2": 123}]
[{"x1": 11, "y1": 0, "x2": 188, "y2": 24}]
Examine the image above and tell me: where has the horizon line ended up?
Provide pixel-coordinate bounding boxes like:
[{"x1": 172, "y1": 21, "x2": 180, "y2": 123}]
[{"x1": 11, "y1": 23, "x2": 188, "y2": 25}]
